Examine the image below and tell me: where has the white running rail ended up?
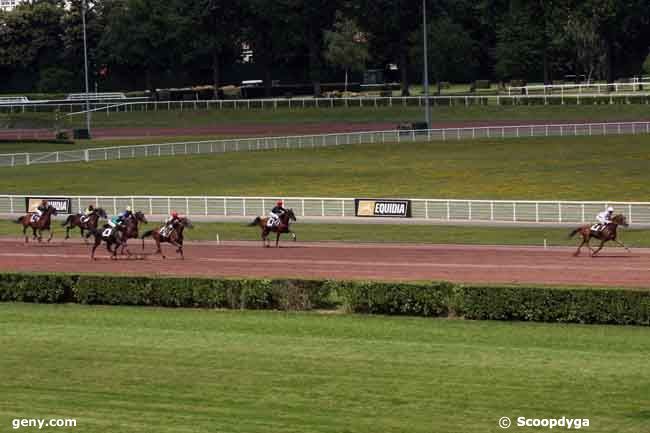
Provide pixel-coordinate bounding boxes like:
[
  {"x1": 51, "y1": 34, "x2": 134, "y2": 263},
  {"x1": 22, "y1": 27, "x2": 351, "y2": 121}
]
[
  {"x1": 1, "y1": 121, "x2": 649, "y2": 168},
  {"x1": 1, "y1": 195, "x2": 649, "y2": 226},
  {"x1": 1, "y1": 93, "x2": 650, "y2": 113}
]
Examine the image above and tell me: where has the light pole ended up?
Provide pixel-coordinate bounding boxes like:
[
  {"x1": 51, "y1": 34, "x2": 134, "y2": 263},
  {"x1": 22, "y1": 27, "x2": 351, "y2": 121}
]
[
  {"x1": 422, "y1": 0, "x2": 431, "y2": 128},
  {"x1": 81, "y1": 0, "x2": 91, "y2": 134}
]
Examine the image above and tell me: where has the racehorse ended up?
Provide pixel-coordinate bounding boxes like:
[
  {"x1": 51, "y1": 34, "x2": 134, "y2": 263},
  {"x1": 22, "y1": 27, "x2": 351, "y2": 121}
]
[
  {"x1": 119, "y1": 211, "x2": 148, "y2": 255},
  {"x1": 568, "y1": 214, "x2": 630, "y2": 256},
  {"x1": 62, "y1": 208, "x2": 107, "y2": 241},
  {"x1": 87, "y1": 225, "x2": 126, "y2": 260},
  {"x1": 141, "y1": 217, "x2": 192, "y2": 259},
  {"x1": 15, "y1": 205, "x2": 58, "y2": 243},
  {"x1": 248, "y1": 208, "x2": 297, "y2": 247}
]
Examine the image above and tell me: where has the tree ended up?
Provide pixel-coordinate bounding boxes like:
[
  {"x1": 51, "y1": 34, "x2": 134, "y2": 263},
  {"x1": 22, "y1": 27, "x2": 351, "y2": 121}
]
[
  {"x1": 99, "y1": 0, "x2": 185, "y2": 90},
  {"x1": 0, "y1": 1, "x2": 66, "y2": 91},
  {"x1": 494, "y1": 0, "x2": 545, "y2": 81},
  {"x1": 324, "y1": 13, "x2": 369, "y2": 92},
  {"x1": 357, "y1": 0, "x2": 422, "y2": 96},
  {"x1": 182, "y1": 0, "x2": 246, "y2": 98},
  {"x1": 643, "y1": 53, "x2": 650, "y2": 75}
]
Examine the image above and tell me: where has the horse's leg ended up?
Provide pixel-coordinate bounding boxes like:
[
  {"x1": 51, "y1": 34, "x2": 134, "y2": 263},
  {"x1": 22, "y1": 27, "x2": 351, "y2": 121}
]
[
  {"x1": 23, "y1": 224, "x2": 28, "y2": 243},
  {"x1": 612, "y1": 239, "x2": 631, "y2": 252},
  {"x1": 291, "y1": 230, "x2": 296, "y2": 242},
  {"x1": 37, "y1": 228, "x2": 43, "y2": 242},
  {"x1": 276, "y1": 232, "x2": 280, "y2": 248},
  {"x1": 591, "y1": 240, "x2": 606, "y2": 257},
  {"x1": 573, "y1": 236, "x2": 586, "y2": 256},
  {"x1": 64, "y1": 225, "x2": 70, "y2": 240},
  {"x1": 155, "y1": 237, "x2": 165, "y2": 259},
  {"x1": 91, "y1": 238, "x2": 100, "y2": 260},
  {"x1": 47, "y1": 227, "x2": 53, "y2": 242}
]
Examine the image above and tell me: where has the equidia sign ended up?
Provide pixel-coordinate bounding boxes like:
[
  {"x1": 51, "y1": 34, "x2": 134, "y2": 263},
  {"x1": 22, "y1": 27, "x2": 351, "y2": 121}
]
[{"x1": 354, "y1": 199, "x2": 411, "y2": 218}]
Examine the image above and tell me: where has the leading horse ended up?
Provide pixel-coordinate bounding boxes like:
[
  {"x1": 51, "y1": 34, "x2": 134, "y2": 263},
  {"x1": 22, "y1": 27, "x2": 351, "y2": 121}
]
[
  {"x1": 15, "y1": 205, "x2": 58, "y2": 243},
  {"x1": 248, "y1": 209, "x2": 297, "y2": 247},
  {"x1": 62, "y1": 208, "x2": 108, "y2": 241},
  {"x1": 569, "y1": 214, "x2": 630, "y2": 256}
]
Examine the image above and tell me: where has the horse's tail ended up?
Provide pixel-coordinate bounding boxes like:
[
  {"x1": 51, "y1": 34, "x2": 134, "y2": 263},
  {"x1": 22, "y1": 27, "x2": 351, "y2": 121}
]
[
  {"x1": 13, "y1": 216, "x2": 23, "y2": 224},
  {"x1": 568, "y1": 227, "x2": 582, "y2": 239},
  {"x1": 248, "y1": 216, "x2": 261, "y2": 227},
  {"x1": 61, "y1": 215, "x2": 73, "y2": 226}
]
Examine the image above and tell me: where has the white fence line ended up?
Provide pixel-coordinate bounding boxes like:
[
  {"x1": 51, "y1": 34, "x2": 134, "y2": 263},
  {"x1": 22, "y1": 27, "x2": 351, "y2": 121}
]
[
  {"x1": 2, "y1": 195, "x2": 649, "y2": 226},
  {"x1": 1, "y1": 92, "x2": 650, "y2": 114},
  {"x1": 507, "y1": 82, "x2": 650, "y2": 95},
  {"x1": 1, "y1": 121, "x2": 649, "y2": 168}
]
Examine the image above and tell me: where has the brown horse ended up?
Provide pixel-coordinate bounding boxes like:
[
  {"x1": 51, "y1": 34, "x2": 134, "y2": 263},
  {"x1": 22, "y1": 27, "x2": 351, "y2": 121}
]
[
  {"x1": 15, "y1": 205, "x2": 58, "y2": 243},
  {"x1": 569, "y1": 214, "x2": 630, "y2": 256},
  {"x1": 62, "y1": 208, "x2": 107, "y2": 241},
  {"x1": 119, "y1": 211, "x2": 148, "y2": 255},
  {"x1": 87, "y1": 225, "x2": 126, "y2": 260},
  {"x1": 248, "y1": 208, "x2": 297, "y2": 247},
  {"x1": 141, "y1": 217, "x2": 192, "y2": 259}
]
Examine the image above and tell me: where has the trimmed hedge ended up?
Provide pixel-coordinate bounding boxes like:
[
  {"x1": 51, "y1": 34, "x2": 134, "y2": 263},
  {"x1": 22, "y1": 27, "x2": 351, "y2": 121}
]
[{"x1": 0, "y1": 273, "x2": 647, "y2": 325}]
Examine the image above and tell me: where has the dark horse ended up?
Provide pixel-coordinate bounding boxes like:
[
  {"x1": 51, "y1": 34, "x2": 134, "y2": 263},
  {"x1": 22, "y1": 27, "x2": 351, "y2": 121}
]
[
  {"x1": 87, "y1": 225, "x2": 126, "y2": 260},
  {"x1": 62, "y1": 208, "x2": 108, "y2": 241},
  {"x1": 569, "y1": 214, "x2": 630, "y2": 256},
  {"x1": 141, "y1": 217, "x2": 192, "y2": 259},
  {"x1": 248, "y1": 209, "x2": 297, "y2": 247},
  {"x1": 118, "y1": 211, "x2": 148, "y2": 255},
  {"x1": 15, "y1": 205, "x2": 58, "y2": 243}
]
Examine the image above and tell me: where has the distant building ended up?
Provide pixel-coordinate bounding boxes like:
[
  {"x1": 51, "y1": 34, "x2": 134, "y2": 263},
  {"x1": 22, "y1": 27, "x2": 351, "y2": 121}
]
[{"x1": 0, "y1": 0, "x2": 26, "y2": 12}]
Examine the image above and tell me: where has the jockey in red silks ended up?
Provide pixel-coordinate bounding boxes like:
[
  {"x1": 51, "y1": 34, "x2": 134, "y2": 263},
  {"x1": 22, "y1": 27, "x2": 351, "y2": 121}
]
[{"x1": 267, "y1": 200, "x2": 286, "y2": 227}]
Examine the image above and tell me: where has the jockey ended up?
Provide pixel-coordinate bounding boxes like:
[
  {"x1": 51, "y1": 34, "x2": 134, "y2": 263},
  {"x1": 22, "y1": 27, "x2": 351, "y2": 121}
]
[
  {"x1": 83, "y1": 203, "x2": 96, "y2": 216},
  {"x1": 161, "y1": 210, "x2": 180, "y2": 237},
  {"x1": 35, "y1": 199, "x2": 48, "y2": 217},
  {"x1": 108, "y1": 206, "x2": 132, "y2": 229},
  {"x1": 595, "y1": 206, "x2": 614, "y2": 230},
  {"x1": 267, "y1": 200, "x2": 286, "y2": 227}
]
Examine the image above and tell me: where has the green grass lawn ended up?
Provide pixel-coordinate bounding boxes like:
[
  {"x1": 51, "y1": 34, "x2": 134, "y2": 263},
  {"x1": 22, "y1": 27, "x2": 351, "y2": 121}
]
[
  {"x1": 7, "y1": 104, "x2": 650, "y2": 131},
  {"x1": 2, "y1": 219, "x2": 648, "y2": 248},
  {"x1": 1, "y1": 134, "x2": 649, "y2": 201},
  {"x1": 1, "y1": 303, "x2": 648, "y2": 433}
]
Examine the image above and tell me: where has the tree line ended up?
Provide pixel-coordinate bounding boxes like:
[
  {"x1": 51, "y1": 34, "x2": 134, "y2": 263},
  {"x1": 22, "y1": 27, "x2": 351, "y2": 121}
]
[{"x1": 1, "y1": 0, "x2": 649, "y2": 96}]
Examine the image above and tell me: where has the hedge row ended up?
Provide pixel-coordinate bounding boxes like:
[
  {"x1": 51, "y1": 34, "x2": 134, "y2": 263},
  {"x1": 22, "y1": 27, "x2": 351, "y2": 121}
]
[{"x1": 0, "y1": 273, "x2": 648, "y2": 326}]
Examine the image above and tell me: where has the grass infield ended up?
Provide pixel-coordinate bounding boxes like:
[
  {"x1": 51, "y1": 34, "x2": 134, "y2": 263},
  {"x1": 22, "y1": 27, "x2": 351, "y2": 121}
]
[
  {"x1": 1, "y1": 134, "x2": 649, "y2": 201},
  {"x1": 1, "y1": 303, "x2": 648, "y2": 433}
]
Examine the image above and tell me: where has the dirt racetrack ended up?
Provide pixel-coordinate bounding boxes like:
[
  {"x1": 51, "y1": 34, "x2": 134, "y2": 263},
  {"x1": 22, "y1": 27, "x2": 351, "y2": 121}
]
[{"x1": 0, "y1": 239, "x2": 649, "y2": 288}]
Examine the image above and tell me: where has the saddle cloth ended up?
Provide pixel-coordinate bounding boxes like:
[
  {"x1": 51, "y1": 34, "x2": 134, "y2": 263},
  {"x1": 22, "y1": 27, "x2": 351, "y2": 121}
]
[
  {"x1": 30, "y1": 214, "x2": 39, "y2": 223},
  {"x1": 160, "y1": 226, "x2": 172, "y2": 238}
]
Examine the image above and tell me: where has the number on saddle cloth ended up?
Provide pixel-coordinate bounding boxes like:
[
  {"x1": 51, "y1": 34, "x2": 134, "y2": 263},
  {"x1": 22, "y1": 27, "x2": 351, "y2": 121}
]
[
  {"x1": 30, "y1": 214, "x2": 39, "y2": 223},
  {"x1": 80, "y1": 215, "x2": 89, "y2": 224},
  {"x1": 102, "y1": 228, "x2": 112, "y2": 238}
]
